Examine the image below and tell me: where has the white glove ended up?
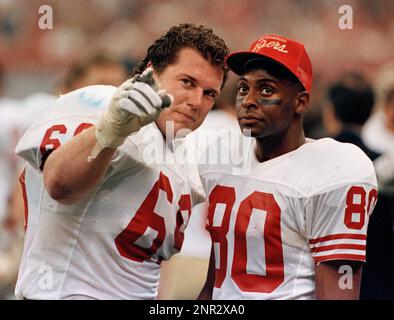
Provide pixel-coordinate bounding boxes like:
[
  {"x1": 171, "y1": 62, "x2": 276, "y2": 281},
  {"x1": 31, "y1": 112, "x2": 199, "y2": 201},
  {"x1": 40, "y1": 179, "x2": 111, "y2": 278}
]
[{"x1": 90, "y1": 68, "x2": 173, "y2": 159}]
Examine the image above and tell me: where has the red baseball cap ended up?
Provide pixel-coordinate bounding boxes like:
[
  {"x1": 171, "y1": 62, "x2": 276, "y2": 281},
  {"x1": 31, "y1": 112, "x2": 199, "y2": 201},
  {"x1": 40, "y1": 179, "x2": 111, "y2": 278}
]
[{"x1": 226, "y1": 34, "x2": 312, "y2": 92}]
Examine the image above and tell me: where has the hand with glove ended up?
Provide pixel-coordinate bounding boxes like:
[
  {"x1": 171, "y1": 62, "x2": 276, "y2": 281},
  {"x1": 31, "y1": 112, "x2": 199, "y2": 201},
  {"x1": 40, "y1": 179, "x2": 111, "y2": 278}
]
[{"x1": 91, "y1": 67, "x2": 173, "y2": 158}]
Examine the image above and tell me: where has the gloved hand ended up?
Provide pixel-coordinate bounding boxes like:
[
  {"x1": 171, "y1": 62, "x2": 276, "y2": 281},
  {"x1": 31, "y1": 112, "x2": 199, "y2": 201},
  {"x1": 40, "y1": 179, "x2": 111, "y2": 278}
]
[{"x1": 91, "y1": 67, "x2": 173, "y2": 158}]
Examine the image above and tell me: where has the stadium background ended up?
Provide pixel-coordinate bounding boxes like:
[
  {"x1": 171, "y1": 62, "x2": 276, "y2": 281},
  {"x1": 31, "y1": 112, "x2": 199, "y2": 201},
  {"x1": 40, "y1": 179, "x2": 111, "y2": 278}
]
[{"x1": 0, "y1": 0, "x2": 393, "y2": 300}]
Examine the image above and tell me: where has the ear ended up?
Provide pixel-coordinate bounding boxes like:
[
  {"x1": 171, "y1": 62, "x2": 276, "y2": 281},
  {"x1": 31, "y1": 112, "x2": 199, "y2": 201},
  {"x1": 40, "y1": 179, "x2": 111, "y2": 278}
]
[{"x1": 295, "y1": 91, "x2": 310, "y2": 114}]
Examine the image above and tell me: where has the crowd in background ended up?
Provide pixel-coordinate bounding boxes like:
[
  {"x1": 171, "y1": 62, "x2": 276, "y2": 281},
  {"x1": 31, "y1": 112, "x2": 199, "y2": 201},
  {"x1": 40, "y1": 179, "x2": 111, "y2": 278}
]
[
  {"x1": 0, "y1": 0, "x2": 393, "y2": 300},
  {"x1": 1, "y1": 0, "x2": 393, "y2": 91}
]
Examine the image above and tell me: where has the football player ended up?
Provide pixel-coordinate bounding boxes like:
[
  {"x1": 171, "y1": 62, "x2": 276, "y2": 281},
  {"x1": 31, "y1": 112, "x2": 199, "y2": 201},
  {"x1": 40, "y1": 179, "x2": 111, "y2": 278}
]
[
  {"x1": 198, "y1": 35, "x2": 378, "y2": 300},
  {"x1": 14, "y1": 23, "x2": 229, "y2": 299}
]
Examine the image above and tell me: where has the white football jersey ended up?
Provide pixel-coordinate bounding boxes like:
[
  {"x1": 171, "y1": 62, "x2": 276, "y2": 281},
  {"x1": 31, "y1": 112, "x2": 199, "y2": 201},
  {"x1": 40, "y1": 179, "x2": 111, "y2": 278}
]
[
  {"x1": 14, "y1": 85, "x2": 203, "y2": 300},
  {"x1": 181, "y1": 110, "x2": 240, "y2": 258},
  {"x1": 199, "y1": 135, "x2": 378, "y2": 300}
]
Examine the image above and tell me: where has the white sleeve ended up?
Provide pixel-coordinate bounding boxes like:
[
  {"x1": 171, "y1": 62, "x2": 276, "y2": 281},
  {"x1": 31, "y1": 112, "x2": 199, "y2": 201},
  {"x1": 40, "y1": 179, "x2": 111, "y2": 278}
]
[{"x1": 305, "y1": 182, "x2": 378, "y2": 263}]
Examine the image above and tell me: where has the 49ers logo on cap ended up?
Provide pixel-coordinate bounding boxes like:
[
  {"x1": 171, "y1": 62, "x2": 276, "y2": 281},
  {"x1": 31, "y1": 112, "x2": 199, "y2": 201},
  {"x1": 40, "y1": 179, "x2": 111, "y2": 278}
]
[
  {"x1": 252, "y1": 39, "x2": 288, "y2": 54},
  {"x1": 225, "y1": 34, "x2": 312, "y2": 92}
]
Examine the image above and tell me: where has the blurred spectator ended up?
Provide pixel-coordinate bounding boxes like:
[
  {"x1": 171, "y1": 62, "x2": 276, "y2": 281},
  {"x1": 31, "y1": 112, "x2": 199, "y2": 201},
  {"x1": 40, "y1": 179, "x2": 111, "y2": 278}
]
[
  {"x1": 58, "y1": 52, "x2": 129, "y2": 94},
  {"x1": 323, "y1": 72, "x2": 380, "y2": 160},
  {"x1": 374, "y1": 152, "x2": 394, "y2": 195},
  {"x1": 362, "y1": 64, "x2": 394, "y2": 154},
  {"x1": 0, "y1": 60, "x2": 21, "y2": 299},
  {"x1": 324, "y1": 72, "x2": 394, "y2": 300}
]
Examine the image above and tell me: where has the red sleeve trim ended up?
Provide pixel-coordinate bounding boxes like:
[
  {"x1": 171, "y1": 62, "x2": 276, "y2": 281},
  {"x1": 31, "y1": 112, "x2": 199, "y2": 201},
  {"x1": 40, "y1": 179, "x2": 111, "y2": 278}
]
[
  {"x1": 311, "y1": 244, "x2": 366, "y2": 253},
  {"x1": 309, "y1": 233, "x2": 366, "y2": 244},
  {"x1": 314, "y1": 254, "x2": 366, "y2": 263}
]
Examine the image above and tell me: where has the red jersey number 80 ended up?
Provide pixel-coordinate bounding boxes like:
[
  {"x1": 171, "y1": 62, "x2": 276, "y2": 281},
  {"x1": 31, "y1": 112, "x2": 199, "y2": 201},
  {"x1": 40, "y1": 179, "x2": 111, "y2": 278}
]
[
  {"x1": 207, "y1": 185, "x2": 284, "y2": 293},
  {"x1": 344, "y1": 186, "x2": 377, "y2": 230}
]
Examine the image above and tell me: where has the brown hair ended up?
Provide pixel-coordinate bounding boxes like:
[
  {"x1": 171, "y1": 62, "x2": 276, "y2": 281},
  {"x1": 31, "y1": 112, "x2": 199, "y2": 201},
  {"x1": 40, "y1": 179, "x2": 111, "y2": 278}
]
[{"x1": 131, "y1": 23, "x2": 229, "y2": 86}]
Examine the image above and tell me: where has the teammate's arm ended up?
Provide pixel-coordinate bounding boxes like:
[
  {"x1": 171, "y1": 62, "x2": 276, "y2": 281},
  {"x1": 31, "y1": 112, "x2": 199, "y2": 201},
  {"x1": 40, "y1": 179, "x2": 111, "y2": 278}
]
[
  {"x1": 315, "y1": 260, "x2": 363, "y2": 300},
  {"x1": 197, "y1": 247, "x2": 215, "y2": 300},
  {"x1": 44, "y1": 68, "x2": 172, "y2": 204}
]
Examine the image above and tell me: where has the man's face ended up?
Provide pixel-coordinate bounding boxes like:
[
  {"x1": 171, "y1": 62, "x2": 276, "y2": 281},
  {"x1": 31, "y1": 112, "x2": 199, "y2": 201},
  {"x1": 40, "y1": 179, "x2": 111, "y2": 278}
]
[
  {"x1": 236, "y1": 68, "x2": 301, "y2": 138},
  {"x1": 155, "y1": 47, "x2": 224, "y2": 136}
]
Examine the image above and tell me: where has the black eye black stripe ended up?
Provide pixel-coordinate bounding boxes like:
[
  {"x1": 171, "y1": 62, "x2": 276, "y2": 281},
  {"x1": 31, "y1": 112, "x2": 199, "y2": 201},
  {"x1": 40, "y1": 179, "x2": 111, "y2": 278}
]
[{"x1": 257, "y1": 98, "x2": 281, "y2": 105}]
